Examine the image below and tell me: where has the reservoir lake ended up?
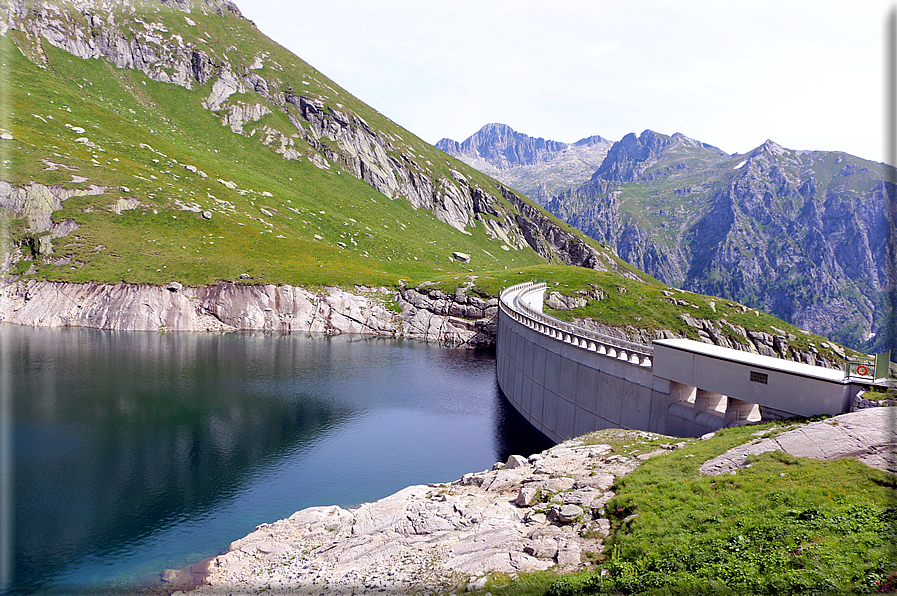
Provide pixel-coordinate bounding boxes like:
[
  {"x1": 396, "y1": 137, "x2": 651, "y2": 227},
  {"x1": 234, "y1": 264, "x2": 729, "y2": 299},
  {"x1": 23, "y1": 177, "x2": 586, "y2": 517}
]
[{"x1": 0, "y1": 324, "x2": 552, "y2": 595}]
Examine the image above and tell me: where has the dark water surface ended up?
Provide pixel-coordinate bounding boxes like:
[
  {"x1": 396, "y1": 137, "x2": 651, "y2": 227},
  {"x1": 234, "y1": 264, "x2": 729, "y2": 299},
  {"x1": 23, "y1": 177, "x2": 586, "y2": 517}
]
[{"x1": 0, "y1": 325, "x2": 551, "y2": 595}]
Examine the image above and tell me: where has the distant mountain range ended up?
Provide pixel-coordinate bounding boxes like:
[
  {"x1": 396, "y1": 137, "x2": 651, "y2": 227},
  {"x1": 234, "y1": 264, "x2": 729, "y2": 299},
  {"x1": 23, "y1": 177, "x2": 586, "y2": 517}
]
[
  {"x1": 436, "y1": 123, "x2": 612, "y2": 204},
  {"x1": 438, "y1": 125, "x2": 896, "y2": 353}
]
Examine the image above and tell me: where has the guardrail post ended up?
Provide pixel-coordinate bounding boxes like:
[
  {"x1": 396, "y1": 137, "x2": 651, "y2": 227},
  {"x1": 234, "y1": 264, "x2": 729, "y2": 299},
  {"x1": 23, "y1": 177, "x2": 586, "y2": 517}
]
[{"x1": 501, "y1": 282, "x2": 653, "y2": 369}]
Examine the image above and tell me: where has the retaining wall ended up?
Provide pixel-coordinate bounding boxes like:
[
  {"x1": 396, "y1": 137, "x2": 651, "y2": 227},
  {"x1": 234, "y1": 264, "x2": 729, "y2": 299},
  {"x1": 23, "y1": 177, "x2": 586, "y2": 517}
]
[
  {"x1": 496, "y1": 283, "x2": 863, "y2": 443},
  {"x1": 497, "y1": 282, "x2": 677, "y2": 442}
]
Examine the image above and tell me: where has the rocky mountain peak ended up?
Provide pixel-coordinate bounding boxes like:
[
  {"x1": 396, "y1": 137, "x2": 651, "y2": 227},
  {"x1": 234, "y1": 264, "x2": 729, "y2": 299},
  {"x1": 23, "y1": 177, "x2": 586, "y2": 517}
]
[
  {"x1": 436, "y1": 124, "x2": 613, "y2": 204},
  {"x1": 436, "y1": 123, "x2": 569, "y2": 170},
  {"x1": 572, "y1": 134, "x2": 610, "y2": 148},
  {"x1": 670, "y1": 132, "x2": 721, "y2": 150},
  {"x1": 592, "y1": 130, "x2": 675, "y2": 182},
  {"x1": 752, "y1": 139, "x2": 788, "y2": 158},
  {"x1": 739, "y1": 139, "x2": 804, "y2": 175}
]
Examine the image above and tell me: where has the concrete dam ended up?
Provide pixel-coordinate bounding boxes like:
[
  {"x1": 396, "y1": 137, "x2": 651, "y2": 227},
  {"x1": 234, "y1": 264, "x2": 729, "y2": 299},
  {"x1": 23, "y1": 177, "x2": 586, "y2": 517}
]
[{"x1": 496, "y1": 282, "x2": 867, "y2": 442}]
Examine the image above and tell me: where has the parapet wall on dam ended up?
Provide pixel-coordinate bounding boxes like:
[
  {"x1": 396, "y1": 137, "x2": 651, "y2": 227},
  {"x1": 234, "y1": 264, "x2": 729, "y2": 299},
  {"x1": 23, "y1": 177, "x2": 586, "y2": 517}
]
[{"x1": 496, "y1": 282, "x2": 866, "y2": 442}]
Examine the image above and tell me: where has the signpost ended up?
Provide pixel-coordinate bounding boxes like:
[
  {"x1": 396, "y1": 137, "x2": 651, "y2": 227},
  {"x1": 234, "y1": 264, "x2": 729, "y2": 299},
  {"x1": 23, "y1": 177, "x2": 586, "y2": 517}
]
[{"x1": 873, "y1": 351, "x2": 891, "y2": 380}]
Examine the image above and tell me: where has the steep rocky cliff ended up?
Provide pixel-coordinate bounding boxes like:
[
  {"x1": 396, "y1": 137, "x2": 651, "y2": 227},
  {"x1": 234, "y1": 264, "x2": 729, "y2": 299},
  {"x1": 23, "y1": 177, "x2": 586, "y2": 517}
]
[
  {"x1": 437, "y1": 124, "x2": 612, "y2": 205},
  {"x1": 545, "y1": 131, "x2": 897, "y2": 353},
  {"x1": 0, "y1": 278, "x2": 505, "y2": 346}
]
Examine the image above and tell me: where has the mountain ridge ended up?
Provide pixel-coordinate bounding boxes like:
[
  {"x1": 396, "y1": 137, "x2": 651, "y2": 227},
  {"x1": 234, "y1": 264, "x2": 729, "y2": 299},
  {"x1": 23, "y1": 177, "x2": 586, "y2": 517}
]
[
  {"x1": 545, "y1": 129, "x2": 896, "y2": 352},
  {"x1": 0, "y1": 0, "x2": 638, "y2": 290},
  {"x1": 437, "y1": 123, "x2": 612, "y2": 204},
  {"x1": 438, "y1": 123, "x2": 894, "y2": 353}
]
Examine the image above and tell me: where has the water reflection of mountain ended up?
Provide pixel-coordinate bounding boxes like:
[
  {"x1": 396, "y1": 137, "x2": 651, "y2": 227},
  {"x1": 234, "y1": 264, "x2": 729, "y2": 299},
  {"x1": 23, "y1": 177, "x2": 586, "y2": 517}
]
[
  {"x1": 6, "y1": 327, "x2": 357, "y2": 594},
  {"x1": 2, "y1": 327, "x2": 553, "y2": 595}
]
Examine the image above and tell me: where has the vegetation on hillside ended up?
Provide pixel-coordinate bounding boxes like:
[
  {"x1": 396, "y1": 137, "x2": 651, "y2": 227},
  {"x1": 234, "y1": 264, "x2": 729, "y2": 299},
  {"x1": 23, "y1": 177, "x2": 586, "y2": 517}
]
[
  {"x1": 1, "y1": 32, "x2": 553, "y2": 287},
  {"x1": 476, "y1": 423, "x2": 897, "y2": 595}
]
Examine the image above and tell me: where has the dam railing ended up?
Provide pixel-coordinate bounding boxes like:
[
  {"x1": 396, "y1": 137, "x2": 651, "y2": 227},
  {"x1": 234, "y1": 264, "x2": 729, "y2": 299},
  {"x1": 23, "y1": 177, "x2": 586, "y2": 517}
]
[{"x1": 500, "y1": 282, "x2": 654, "y2": 368}]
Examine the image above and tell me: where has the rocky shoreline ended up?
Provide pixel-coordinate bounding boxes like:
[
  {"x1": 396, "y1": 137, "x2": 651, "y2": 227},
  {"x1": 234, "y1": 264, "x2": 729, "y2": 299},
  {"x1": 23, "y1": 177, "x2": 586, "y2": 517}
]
[
  {"x1": 155, "y1": 408, "x2": 895, "y2": 596},
  {"x1": 0, "y1": 278, "x2": 499, "y2": 346},
  {"x1": 0, "y1": 277, "x2": 847, "y2": 367},
  {"x1": 166, "y1": 430, "x2": 653, "y2": 595}
]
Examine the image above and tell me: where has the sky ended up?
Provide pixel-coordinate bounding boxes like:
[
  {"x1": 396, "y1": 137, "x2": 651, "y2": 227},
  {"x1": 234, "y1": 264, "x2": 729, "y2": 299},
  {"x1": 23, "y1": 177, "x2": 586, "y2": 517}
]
[{"x1": 239, "y1": 1, "x2": 895, "y2": 164}]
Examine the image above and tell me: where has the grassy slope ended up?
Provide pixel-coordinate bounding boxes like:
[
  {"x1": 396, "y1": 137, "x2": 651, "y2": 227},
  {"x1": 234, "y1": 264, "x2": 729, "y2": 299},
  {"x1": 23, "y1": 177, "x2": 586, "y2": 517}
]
[
  {"x1": 479, "y1": 422, "x2": 896, "y2": 596},
  {"x1": 539, "y1": 273, "x2": 865, "y2": 362},
  {"x1": 1, "y1": 8, "x2": 559, "y2": 289}
]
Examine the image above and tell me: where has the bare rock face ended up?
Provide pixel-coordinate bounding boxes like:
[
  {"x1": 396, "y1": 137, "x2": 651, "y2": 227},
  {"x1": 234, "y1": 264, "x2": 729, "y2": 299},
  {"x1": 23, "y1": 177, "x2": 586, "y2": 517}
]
[
  {"x1": 191, "y1": 437, "x2": 640, "y2": 595},
  {"x1": 0, "y1": 181, "x2": 103, "y2": 236},
  {"x1": 0, "y1": 279, "x2": 501, "y2": 346},
  {"x1": 546, "y1": 131, "x2": 896, "y2": 353},
  {"x1": 394, "y1": 285, "x2": 498, "y2": 346},
  {"x1": 700, "y1": 407, "x2": 897, "y2": 476},
  {"x1": 436, "y1": 124, "x2": 613, "y2": 205}
]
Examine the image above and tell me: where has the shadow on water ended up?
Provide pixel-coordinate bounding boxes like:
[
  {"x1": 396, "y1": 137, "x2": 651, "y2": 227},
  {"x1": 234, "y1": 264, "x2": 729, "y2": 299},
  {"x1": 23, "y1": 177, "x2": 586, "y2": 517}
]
[
  {"x1": 493, "y1": 382, "x2": 554, "y2": 463},
  {"x1": 0, "y1": 327, "x2": 551, "y2": 596}
]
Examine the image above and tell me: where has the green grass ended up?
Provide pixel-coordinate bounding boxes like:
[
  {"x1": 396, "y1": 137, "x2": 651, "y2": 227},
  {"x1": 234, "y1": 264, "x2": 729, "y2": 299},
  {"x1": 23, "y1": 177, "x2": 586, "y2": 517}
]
[
  {"x1": 862, "y1": 387, "x2": 897, "y2": 403},
  {"x1": 593, "y1": 429, "x2": 896, "y2": 594},
  {"x1": 1, "y1": 26, "x2": 549, "y2": 289},
  {"x1": 530, "y1": 272, "x2": 857, "y2": 363},
  {"x1": 477, "y1": 423, "x2": 897, "y2": 596}
]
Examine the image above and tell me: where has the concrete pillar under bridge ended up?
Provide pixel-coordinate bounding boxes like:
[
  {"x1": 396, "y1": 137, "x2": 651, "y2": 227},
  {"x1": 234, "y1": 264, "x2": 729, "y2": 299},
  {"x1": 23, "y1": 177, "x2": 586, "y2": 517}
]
[
  {"x1": 496, "y1": 283, "x2": 864, "y2": 443},
  {"x1": 665, "y1": 383, "x2": 763, "y2": 437},
  {"x1": 726, "y1": 397, "x2": 761, "y2": 425}
]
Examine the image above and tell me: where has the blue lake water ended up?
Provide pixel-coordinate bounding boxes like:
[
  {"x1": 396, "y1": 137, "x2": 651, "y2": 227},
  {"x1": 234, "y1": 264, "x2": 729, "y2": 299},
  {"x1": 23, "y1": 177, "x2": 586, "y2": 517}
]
[{"x1": 0, "y1": 324, "x2": 552, "y2": 595}]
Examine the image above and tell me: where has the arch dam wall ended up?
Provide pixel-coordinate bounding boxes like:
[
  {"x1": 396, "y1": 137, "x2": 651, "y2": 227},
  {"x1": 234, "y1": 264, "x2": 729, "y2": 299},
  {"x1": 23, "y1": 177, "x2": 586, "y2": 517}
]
[{"x1": 496, "y1": 282, "x2": 866, "y2": 443}]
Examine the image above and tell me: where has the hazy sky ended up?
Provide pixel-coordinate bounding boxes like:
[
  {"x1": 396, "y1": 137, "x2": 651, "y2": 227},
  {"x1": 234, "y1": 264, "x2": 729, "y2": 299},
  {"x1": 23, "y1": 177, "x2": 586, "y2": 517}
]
[{"x1": 239, "y1": 1, "x2": 894, "y2": 164}]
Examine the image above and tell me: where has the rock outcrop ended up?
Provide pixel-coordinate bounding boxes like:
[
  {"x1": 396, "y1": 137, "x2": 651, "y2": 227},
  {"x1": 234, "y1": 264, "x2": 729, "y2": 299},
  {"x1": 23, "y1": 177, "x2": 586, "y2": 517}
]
[
  {"x1": 0, "y1": 279, "x2": 502, "y2": 346},
  {"x1": 0, "y1": 182, "x2": 105, "y2": 269},
  {"x1": 180, "y1": 408, "x2": 895, "y2": 594},
  {"x1": 188, "y1": 433, "x2": 650, "y2": 595},
  {"x1": 498, "y1": 186, "x2": 632, "y2": 276},
  {"x1": 700, "y1": 407, "x2": 897, "y2": 475}
]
